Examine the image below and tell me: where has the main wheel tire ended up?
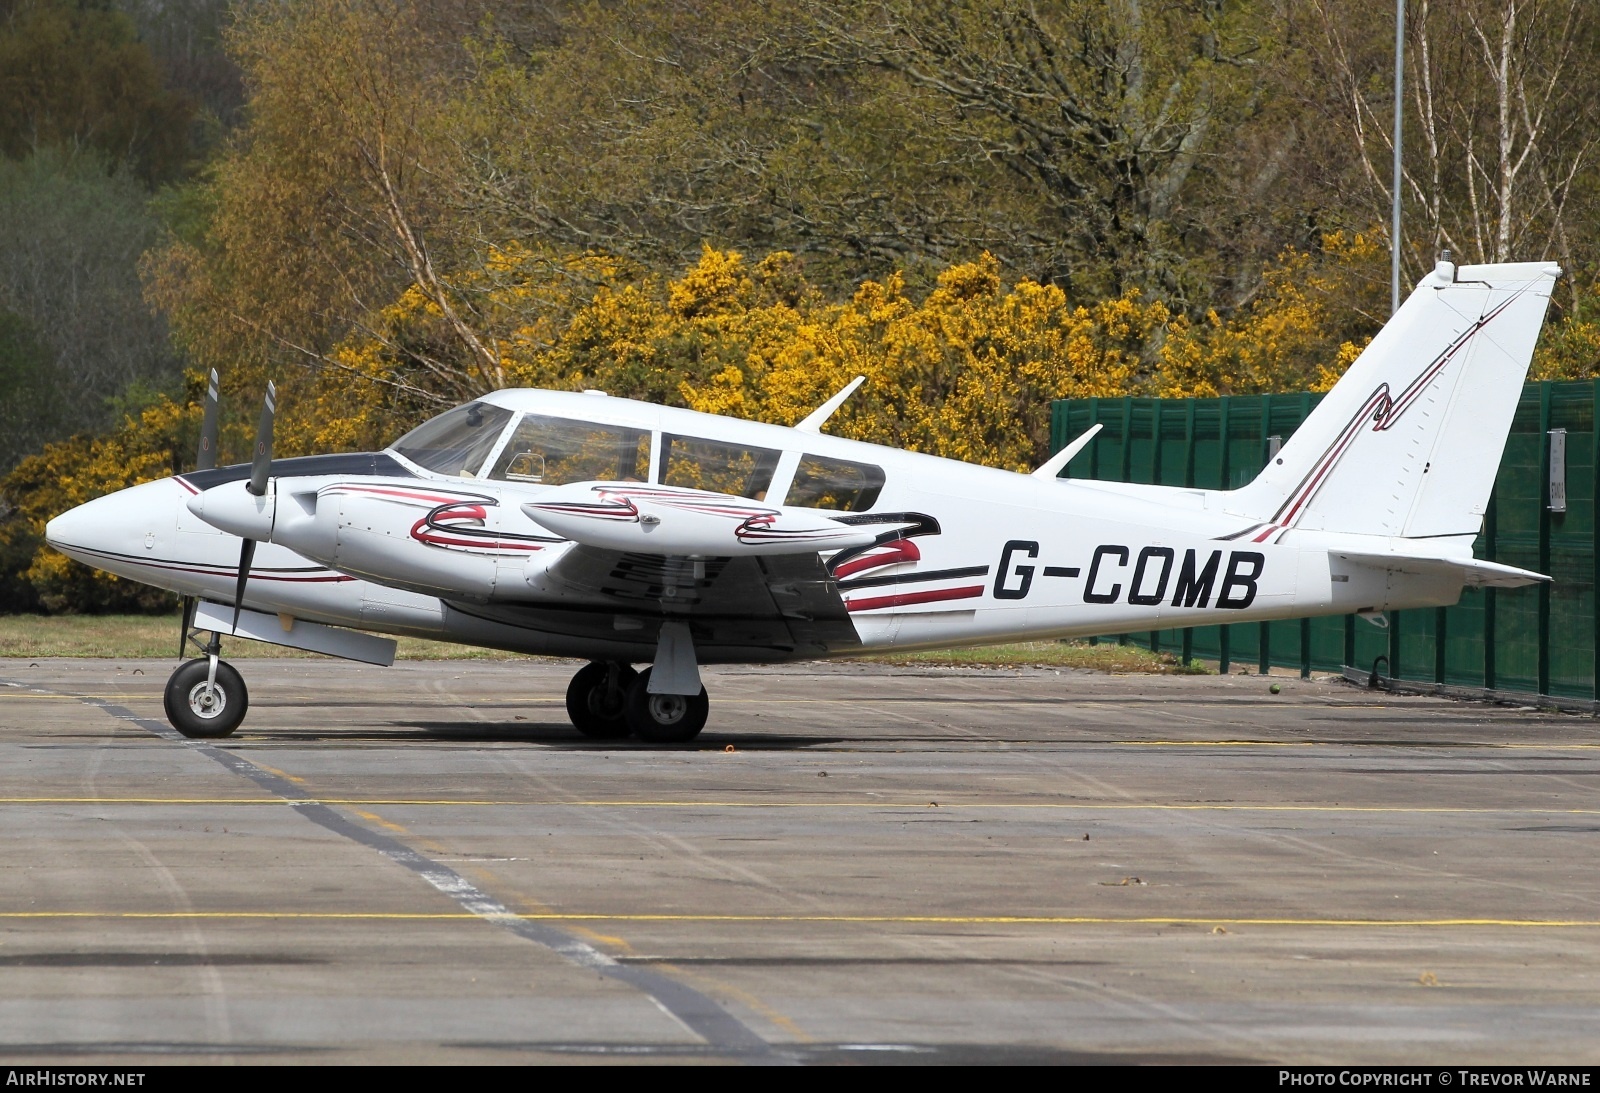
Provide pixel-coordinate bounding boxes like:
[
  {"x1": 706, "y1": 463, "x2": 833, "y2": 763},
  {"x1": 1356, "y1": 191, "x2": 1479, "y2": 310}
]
[
  {"x1": 624, "y1": 667, "x2": 708, "y2": 744},
  {"x1": 163, "y1": 658, "x2": 249, "y2": 739},
  {"x1": 565, "y1": 662, "x2": 638, "y2": 739}
]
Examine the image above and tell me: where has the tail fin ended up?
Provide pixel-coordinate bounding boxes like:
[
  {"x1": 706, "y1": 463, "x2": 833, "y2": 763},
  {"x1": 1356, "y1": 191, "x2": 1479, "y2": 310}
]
[{"x1": 1228, "y1": 259, "x2": 1559, "y2": 540}]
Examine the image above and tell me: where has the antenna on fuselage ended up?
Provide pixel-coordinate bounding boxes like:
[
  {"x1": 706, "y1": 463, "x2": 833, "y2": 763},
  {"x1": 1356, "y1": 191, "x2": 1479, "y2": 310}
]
[
  {"x1": 1031, "y1": 423, "x2": 1103, "y2": 480},
  {"x1": 795, "y1": 376, "x2": 866, "y2": 434}
]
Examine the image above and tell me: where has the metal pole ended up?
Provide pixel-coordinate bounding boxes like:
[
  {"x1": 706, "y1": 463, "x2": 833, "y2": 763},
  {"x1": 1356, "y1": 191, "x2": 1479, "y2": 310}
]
[
  {"x1": 1391, "y1": 0, "x2": 1406, "y2": 315},
  {"x1": 1538, "y1": 382, "x2": 1552, "y2": 699}
]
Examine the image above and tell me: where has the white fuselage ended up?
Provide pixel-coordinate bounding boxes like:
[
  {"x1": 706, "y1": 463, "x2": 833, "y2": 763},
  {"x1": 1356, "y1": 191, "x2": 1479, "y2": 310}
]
[{"x1": 46, "y1": 389, "x2": 1466, "y2": 664}]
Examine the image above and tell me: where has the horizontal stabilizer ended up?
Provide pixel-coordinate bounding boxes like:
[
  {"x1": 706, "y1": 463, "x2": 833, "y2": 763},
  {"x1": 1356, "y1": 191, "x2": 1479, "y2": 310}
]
[{"x1": 1337, "y1": 551, "x2": 1549, "y2": 589}]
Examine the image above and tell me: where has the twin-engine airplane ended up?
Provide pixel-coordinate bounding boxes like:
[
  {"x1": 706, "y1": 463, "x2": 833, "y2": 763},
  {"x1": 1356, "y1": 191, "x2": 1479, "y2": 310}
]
[{"x1": 47, "y1": 259, "x2": 1559, "y2": 742}]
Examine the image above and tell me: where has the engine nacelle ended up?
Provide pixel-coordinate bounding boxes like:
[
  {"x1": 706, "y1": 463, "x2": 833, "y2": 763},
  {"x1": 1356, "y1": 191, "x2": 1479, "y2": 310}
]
[{"x1": 523, "y1": 482, "x2": 876, "y2": 557}]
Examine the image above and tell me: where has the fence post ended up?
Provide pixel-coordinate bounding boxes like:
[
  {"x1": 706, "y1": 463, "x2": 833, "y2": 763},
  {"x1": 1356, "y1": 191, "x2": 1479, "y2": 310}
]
[
  {"x1": 1150, "y1": 399, "x2": 1163, "y2": 484},
  {"x1": 1593, "y1": 378, "x2": 1600, "y2": 701},
  {"x1": 1294, "y1": 393, "x2": 1314, "y2": 678},
  {"x1": 1181, "y1": 400, "x2": 1196, "y2": 668},
  {"x1": 1218, "y1": 396, "x2": 1231, "y2": 672},
  {"x1": 1184, "y1": 401, "x2": 1197, "y2": 489},
  {"x1": 1087, "y1": 397, "x2": 1102, "y2": 479},
  {"x1": 1119, "y1": 399, "x2": 1134, "y2": 482},
  {"x1": 1485, "y1": 491, "x2": 1498, "y2": 691},
  {"x1": 1260, "y1": 398, "x2": 1272, "y2": 467},
  {"x1": 1435, "y1": 607, "x2": 1447, "y2": 685},
  {"x1": 1389, "y1": 609, "x2": 1402, "y2": 681},
  {"x1": 1538, "y1": 381, "x2": 1552, "y2": 699}
]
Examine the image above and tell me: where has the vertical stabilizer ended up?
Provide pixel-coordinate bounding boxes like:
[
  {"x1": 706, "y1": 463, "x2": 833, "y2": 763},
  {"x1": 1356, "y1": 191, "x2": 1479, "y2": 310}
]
[{"x1": 1227, "y1": 260, "x2": 1559, "y2": 541}]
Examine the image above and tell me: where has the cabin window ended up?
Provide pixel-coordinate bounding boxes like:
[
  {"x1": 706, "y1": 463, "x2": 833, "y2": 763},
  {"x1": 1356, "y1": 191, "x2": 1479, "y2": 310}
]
[
  {"x1": 487, "y1": 414, "x2": 650, "y2": 485},
  {"x1": 786, "y1": 454, "x2": 885, "y2": 511},
  {"x1": 661, "y1": 434, "x2": 782, "y2": 499},
  {"x1": 391, "y1": 401, "x2": 515, "y2": 477}
]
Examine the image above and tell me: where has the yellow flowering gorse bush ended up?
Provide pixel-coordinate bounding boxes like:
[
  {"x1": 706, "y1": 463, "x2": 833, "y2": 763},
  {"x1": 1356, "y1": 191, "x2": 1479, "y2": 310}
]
[{"x1": 17, "y1": 231, "x2": 1595, "y2": 611}]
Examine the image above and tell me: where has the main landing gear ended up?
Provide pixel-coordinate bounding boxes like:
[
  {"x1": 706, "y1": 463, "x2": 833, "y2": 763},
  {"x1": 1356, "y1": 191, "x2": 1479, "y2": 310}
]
[{"x1": 565, "y1": 661, "x2": 708, "y2": 744}]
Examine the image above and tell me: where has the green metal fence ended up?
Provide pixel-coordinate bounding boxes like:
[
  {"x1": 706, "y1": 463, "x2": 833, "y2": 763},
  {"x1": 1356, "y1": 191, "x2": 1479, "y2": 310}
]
[{"x1": 1049, "y1": 381, "x2": 1600, "y2": 704}]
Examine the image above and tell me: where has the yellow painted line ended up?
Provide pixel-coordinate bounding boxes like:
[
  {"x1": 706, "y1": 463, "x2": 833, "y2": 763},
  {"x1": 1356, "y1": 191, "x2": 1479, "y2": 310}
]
[
  {"x1": 0, "y1": 911, "x2": 1595, "y2": 928},
  {"x1": 0, "y1": 797, "x2": 1597, "y2": 817},
  {"x1": 347, "y1": 807, "x2": 411, "y2": 836},
  {"x1": 0, "y1": 695, "x2": 149, "y2": 702},
  {"x1": 1099, "y1": 740, "x2": 1600, "y2": 750}
]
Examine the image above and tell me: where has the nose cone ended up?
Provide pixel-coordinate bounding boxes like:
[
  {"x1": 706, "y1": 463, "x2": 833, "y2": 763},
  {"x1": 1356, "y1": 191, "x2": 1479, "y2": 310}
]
[
  {"x1": 45, "y1": 478, "x2": 180, "y2": 575},
  {"x1": 187, "y1": 480, "x2": 276, "y2": 541},
  {"x1": 44, "y1": 501, "x2": 105, "y2": 560}
]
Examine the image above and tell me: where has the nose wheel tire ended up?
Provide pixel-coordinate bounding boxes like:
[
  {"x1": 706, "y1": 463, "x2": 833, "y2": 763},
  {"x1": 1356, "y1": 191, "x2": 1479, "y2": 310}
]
[
  {"x1": 625, "y1": 667, "x2": 708, "y2": 744},
  {"x1": 163, "y1": 658, "x2": 249, "y2": 738},
  {"x1": 565, "y1": 662, "x2": 639, "y2": 739}
]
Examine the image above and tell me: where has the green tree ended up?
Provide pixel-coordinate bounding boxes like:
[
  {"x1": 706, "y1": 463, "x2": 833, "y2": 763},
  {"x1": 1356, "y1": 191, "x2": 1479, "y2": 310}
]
[
  {"x1": 0, "y1": 150, "x2": 184, "y2": 473},
  {"x1": 0, "y1": 0, "x2": 194, "y2": 183}
]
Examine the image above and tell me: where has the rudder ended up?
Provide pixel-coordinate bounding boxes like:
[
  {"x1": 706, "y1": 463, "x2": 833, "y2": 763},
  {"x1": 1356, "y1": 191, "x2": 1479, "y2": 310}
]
[{"x1": 1226, "y1": 259, "x2": 1559, "y2": 541}]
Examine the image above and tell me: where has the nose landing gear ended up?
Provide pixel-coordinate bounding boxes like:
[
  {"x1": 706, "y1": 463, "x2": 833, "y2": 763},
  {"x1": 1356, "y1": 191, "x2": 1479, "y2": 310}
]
[
  {"x1": 163, "y1": 656, "x2": 249, "y2": 738},
  {"x1": 165, "y1": 612, "x2": 247, "y2": 738}
]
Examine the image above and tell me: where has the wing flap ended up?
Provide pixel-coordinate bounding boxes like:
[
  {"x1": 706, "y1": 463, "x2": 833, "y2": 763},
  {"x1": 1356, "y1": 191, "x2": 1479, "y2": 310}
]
[{"x1": 510, "y1": 544, "x2": 859, "y2": 656}]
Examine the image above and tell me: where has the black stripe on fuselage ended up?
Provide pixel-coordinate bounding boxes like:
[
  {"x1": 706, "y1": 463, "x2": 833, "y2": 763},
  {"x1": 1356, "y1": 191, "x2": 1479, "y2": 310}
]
[
  {"x1": 836, "y1": 565, "x2": 990, "y2": 591},
  {"x1": 179, "y1": 451, "x2": 415, "y2": 491}
]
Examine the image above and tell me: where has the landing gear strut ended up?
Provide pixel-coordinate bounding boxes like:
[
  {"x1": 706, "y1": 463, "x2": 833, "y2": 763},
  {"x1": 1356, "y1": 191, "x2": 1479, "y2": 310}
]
[{"x1": 564, "y1": 661, "x2": 708, "y2": 744}]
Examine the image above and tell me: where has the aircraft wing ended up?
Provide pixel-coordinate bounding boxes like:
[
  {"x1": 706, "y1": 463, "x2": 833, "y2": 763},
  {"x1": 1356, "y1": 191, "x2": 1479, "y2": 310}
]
[{"x1": 464, "y1": 544, "x2": 861, "y2": 658}]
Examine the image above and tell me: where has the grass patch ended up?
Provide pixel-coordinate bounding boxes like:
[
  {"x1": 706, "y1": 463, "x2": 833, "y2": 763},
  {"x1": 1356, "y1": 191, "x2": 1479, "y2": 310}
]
[
  {"x1": 0, "y1": 615, "x2": 1211, "y2": 674},
  {"x1": 0, "y1": 613, "x2": 526, "y2": 661},
  {"x1": 860, "y1": 639, "x2": 1212, "y2": 674}
]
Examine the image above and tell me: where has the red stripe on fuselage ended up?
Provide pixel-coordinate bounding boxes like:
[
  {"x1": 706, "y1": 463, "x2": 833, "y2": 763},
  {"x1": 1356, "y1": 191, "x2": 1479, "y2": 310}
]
[
  {"x1": 844, "y1": 584, "x2": 983, "y2": 612},
  {"x1": 834, "y1": 539, "x2": 922, "y2": 579}
]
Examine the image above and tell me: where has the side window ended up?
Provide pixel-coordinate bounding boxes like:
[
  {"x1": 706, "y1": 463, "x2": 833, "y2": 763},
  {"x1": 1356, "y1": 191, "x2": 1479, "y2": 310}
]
[
  {"x1": 661, "y1": 434, "x2": 782, "y2": 499},
  {"x1": 786, "y1": 454, "x2": 885, "y2": 512},
  {"x1": 488, "y1": 415, "x2": 649, "y2": 485}
]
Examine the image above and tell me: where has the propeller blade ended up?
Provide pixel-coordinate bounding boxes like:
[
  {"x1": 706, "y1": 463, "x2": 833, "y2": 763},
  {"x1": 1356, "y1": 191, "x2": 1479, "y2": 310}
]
[
  {"x1": 195, "y1": 369, "x2": 220, "y2": 471},
  {"x1": 247, "y1": 380, "x2": 277, "y2": 497},
  {"x1": 232, "y1": 538, "x2": 256, "y2": 634},
  {"x1": 177, "y1": 595, "x2": 196, "y2": 659}
]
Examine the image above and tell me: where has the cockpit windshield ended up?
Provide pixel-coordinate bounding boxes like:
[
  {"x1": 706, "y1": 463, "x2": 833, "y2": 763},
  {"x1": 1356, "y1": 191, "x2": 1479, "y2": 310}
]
[{"x1": 390, "y1": 401, "x2": 514, "y2": 477}]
